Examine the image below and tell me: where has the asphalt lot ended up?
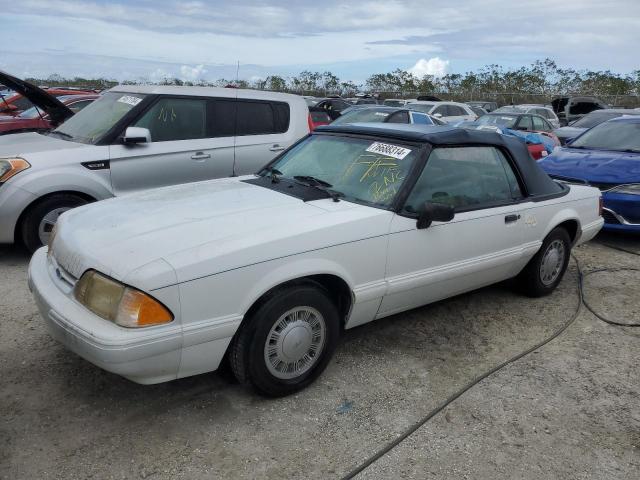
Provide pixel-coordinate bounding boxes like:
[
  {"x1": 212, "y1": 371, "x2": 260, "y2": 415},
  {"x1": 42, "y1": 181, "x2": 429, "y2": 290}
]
[{"x1": 1, "y1": 232, "x2": 639, "y2": 479}]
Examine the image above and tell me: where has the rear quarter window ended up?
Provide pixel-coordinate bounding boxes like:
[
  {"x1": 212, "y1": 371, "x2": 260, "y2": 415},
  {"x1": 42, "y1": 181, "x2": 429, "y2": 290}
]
[{"x1": 236, "y1": 100, "x2": 290, "y2": 135}]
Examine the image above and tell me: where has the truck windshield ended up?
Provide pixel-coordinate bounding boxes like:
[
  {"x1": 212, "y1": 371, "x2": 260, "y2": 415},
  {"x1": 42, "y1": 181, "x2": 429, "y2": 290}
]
[{"x1": 51, "y1": 92, "x2": 145, "y2": 144}]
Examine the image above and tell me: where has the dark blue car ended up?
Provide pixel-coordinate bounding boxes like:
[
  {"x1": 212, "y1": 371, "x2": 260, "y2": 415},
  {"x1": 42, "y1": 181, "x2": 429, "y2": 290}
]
[{"x1": 539, "y1": 117, "x2": 640, "y2": 232}]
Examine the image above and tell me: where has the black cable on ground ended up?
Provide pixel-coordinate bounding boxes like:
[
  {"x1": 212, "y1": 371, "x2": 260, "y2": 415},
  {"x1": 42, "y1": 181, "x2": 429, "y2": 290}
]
[
  {"x1": 581, "y1": 242, "x2": 640, "y2": 327},
  {"x1": 340, "y1": 243, "x2": 640, "y2": 479}
]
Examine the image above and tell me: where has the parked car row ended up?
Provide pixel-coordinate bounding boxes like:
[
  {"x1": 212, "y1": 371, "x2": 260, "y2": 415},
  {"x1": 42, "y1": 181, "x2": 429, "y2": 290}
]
[{"x1": 0, "y1": 94, "x2": 98, "y2": 135}]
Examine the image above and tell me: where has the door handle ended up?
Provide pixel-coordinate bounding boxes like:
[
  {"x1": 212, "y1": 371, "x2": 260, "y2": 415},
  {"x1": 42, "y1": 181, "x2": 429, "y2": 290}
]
[
  {"x1": 269, "y1": 145, "x2": 286, "y2": 152},
  {"x1": 191, "y1": 152, "x2": 211, "y2": 160},
  {"x1": 505, "y1": 214, "x2": 521, "y2": 224}
]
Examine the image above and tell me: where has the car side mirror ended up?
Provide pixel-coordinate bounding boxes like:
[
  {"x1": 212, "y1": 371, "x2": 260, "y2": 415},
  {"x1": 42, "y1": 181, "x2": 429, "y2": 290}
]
[
  {"x1": 417, "y1": 202, "x2": 455, "y2": 229},
  {"x1": 433, "y1": 113, "x2": 442, "y2": 118},
  {"x1": 122, "y1": 126, "x2": 151, "y2": 145}
]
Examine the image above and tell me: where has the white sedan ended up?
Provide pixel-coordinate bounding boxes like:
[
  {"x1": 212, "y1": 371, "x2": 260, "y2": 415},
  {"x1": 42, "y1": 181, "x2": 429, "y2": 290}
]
[{"x1": 28, "y1": 123, "x2": 604, "y2": 396}]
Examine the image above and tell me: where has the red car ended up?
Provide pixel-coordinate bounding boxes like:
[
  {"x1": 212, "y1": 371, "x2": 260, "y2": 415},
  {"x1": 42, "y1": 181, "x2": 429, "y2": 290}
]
[
  {"x1": 0, "y1": 88, "x2": 97, "y2": 117},
  {"x1": 0, "y1": 94, "x2": 98, "y2": 135}
]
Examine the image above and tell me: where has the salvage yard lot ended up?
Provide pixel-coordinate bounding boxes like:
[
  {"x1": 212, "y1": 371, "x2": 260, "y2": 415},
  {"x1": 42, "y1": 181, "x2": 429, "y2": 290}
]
[{"x1": 1, "y1": 233, "x2": 639, "y2": 479}]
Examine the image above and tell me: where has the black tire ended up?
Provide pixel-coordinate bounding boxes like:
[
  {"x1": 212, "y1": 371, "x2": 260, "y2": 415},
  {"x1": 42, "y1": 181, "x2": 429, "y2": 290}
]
[
  {"x1": 517, "y1": 227, "x2": 572, "y2": 297},
  {"x1": 229, "y1": 284, "x2": 340, "y2": 397},
  {"x1": 20, "y1": 193, "x2": 88, "y2": 253}
]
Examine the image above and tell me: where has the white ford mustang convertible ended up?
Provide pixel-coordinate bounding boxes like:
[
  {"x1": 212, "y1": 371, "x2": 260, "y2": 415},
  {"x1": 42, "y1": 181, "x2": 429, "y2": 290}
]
[{"x1": 29, "y1": 123, "x2": 603, "y2": 396}]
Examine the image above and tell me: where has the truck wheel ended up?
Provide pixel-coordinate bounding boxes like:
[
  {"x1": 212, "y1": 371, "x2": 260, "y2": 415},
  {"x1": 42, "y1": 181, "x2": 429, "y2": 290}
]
[
  {"x1": 229, "y1": 284, "x2": 340, "y2": 397},
  {"x1": 517, "y1": 227, "x2": 571, "y2": 297},
  {"x1": 20, "y1": 194, "x2": 88, "y2": 253}
]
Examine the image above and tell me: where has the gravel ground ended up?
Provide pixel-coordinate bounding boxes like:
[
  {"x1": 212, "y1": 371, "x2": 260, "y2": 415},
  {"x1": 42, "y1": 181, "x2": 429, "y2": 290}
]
[{"x1": 0, "y1": 232, "x2": 638, "y2": 479}]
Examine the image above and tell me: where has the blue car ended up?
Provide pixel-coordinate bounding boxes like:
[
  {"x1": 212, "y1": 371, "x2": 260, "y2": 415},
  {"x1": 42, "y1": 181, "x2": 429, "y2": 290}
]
[{"x1": 539, "y1": 117, "x2": 640, "y2": 232}]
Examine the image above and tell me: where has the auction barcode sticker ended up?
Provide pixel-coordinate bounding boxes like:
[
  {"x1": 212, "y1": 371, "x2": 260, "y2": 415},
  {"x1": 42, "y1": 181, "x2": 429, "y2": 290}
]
[
  {"x1": 117, "y1": 95, "x2": 143, "y2": 106},
  {"x1": 366, "y1": 142, "x2": 412, "y2": 160}
]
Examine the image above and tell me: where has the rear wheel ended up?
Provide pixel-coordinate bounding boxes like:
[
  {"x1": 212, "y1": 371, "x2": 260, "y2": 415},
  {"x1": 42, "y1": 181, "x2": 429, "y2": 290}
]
[
  {"x1": 20, "y1": 194, "x2": 88, "y2": 252},
  {"x1": 517, "y1": 227, "x2": 571, "y2": 297},
  {"x1": 229, "y1": 284, "x2": 340, "y2": 397}
]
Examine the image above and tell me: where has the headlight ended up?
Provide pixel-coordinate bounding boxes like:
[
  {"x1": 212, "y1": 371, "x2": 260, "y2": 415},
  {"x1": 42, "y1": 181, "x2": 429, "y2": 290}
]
[
  {"x1": 0, "y1": 158, "x2": 30, "y2": 183},
  {"x1": 608, "y1": 183, "x2": 640, "y2": 195},
  {"x1": 74, "y1": 270, "x2": 173, "y2": 328}
]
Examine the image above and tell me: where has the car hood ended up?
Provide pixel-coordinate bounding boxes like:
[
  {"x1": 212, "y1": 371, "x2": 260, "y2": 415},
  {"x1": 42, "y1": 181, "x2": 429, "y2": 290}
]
[
  {"x1": 53, "y1": 177, "x2": 391, "y2": 287},
  {"x1": 539, "y1": 147, "x2": 640, "y2": 184},
  {"x1": 0, "y1": 70, "x2": 73, "y2": 125},
  {"x1": 0, "y1": 131, "x2": 84, "y2": 157}
]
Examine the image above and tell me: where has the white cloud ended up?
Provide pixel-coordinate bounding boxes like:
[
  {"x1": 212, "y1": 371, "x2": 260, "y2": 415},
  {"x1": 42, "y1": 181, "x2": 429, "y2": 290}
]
[
  {"x1": 179, "y1": 64, "x2": 207, "y2": 81},
  {"x1": 407, "y1": 57, "x2": 450, "y2": 78}
]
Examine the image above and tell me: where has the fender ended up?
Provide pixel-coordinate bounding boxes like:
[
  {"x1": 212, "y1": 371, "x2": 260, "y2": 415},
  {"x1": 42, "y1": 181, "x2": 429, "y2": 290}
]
[
  {"x1": 11, "y1": 165, "x2": 113, "y2": 201},
  {"x1": 542, "y1": 206, "x2": 581, "y2": 243},
  {"x1": 237, "y1": 257, "x2": 356, "y2": 317}
]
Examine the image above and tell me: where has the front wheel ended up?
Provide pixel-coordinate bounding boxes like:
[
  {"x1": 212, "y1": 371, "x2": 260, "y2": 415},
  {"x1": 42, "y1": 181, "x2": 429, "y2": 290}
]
[
  {"x1": 20, "y1": 193, "x2": 88, "y2": 252},
  {"x1": 229, "y1": 284, "x2": 340, "y2": 397},
  {"x1": 517, "y1": 227, "x2": 571, "y2": 297}
]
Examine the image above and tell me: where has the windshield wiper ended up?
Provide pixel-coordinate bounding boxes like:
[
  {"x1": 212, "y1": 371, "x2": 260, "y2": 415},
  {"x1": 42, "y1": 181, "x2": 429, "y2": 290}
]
[
  {"x1": 293, "y1": 175, "x2": 333, "y2": 188},
  {"x1": 293, "y1": 176, "x2": 343, "y2": 202},
  {"x1": 47, "y1": 130, "x2": 74, "y2": 140}
]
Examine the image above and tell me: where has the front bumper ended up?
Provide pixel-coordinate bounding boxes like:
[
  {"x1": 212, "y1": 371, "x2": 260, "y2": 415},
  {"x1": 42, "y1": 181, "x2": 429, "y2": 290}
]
[
  {"x1": 602, "y1": 192, "x2": 640, "y2": 233},
  {"x1": 28, "y1": 248, "x2": 182, "y2": 384}
]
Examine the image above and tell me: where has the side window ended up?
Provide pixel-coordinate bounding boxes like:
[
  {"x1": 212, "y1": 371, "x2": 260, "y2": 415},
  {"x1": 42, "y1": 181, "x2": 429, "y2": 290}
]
[
  {"x1": 235, "y1": 100, "x2": 290, "y2": 135},
  {"x1": 433, "y1": 105, "x2": 447, "y2": 116},
  {"x1": 332, "y1": 100, "x2": 351, "y2": 111},
  {"x1": 133, "y1": 97, "x2": 206, "y2": 142},
  {"x1": 386, "y1": 111, "x2": 410, "y2": 123},
  {"x1": 532, "y1": 116, "x2": 548, "y2": 131},
  {"x1": 207, "y1": 99, "x2": 236, "y2": 137},
  {"x1": 517, "y1": 115, "x2": 533, "y2": 131},
  {"x1": 449, "y1": 105, "x2": 466, "y2": 116},
  {"x1": 410, "y1": 112, "x2": 431, "y2": 124},
  {"x1": 403, "y1": 147, "x2": 522, "y2": 213}
]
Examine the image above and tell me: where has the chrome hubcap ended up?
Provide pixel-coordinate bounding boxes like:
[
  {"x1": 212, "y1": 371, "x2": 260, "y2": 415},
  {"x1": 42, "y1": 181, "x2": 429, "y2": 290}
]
[
  {"x1": 38, "y1": 207, "x2": 70, "y2": 246},
  {"x1": 264, "y1": 306, "x2": 326, "y2": 380},
  {"x1": 540, "y1": 239, "x2": 565, "y2": 286}
]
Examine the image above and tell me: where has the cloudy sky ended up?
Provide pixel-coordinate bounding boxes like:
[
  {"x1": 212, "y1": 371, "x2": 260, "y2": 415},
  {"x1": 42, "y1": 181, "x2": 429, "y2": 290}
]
[{"x1": 1, "y1": 0, "x2": 638, "y2": 83}]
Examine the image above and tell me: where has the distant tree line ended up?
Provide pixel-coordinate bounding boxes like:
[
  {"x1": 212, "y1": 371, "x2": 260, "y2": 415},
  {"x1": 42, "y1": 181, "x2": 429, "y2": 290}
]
[{"x1": 21, "y1": 59, "x2": 640, "y2": 106}]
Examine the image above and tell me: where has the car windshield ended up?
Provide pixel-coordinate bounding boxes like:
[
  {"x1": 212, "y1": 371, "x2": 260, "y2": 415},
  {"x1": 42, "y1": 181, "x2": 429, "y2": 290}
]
[
  {"x1": 51, "y1": 91, "x2": 145, "y2": 144},
  {"x1": 267, "y1": 135, "x2": 420, "y2": 207},
  {"x1": 571, "y1": 112, "x2": 638, "y2": 129},
  {"x1": 17, "y1": 106, "x2": 45, "y2": 119},
  {"x1": 476, "y1": 114, "x2": 518, "y2": 129},
  {"x1": 570, "y1": 121, "x2": 640, "y2": 151},
  {"x1": 331, "y1": 108, "x2": 395, "y2": 125}
]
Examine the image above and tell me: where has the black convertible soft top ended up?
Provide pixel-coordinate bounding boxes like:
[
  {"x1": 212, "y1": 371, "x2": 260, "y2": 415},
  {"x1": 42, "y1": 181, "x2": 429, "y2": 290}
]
[{"x1": 315, "y1": 123, "x2": 564, "y2": 199}]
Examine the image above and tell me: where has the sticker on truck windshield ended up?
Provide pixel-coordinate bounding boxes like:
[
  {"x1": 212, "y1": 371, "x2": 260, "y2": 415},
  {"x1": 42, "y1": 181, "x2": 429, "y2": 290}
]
[
  {"x1": 365, "y1": 142, "x2": 412, "y2": 160},
  {"x1": 117, "y1": 95, "x2": 143, "y2": 106}
]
